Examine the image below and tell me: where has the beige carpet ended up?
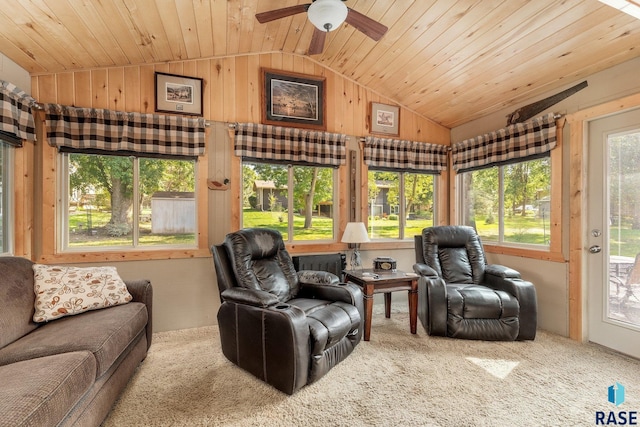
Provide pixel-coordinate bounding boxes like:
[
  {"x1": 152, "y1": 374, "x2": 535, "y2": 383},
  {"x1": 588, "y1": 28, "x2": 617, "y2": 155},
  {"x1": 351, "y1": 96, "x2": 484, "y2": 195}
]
[{"x1": 103, "y1": 306, "x2": 640, "y2": 426}]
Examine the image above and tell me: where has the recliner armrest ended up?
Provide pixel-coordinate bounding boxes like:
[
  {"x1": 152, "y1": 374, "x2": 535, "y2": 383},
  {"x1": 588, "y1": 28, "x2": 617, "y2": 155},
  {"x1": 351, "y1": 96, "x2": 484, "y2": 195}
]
[
  {"x1": 418, "y1": 275, "x2": 447, "y2": 336},
  {"x1": 298, "y1": 281, "x2": 363, "y2": 309},
  {"x1": 485, "y1": 264, "x2": 521, "y2": 279},
  {"x1": 413, "y1": 263, "x2": 438, "y2": 278},
  {"x1": 297, "y1": 270, "x2": 340, "y2": 286},
  {"x1": 298, "y1": 281, "x2": 364, "y2": 341},
  {"x1": 483, "y1": 271, "x2": 538, "y2": 341},
  {"x1": 220, "y1": 287, "x2": 280, "y2": 307}
]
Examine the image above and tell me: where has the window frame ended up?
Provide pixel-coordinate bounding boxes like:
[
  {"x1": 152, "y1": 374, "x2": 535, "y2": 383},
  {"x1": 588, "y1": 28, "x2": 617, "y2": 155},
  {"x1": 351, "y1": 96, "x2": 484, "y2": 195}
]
[
  {"x1": 457, "y1": 157, "x2": 551, "y2": 249},
  {"x1": 0, "y1": 141, "x2": 14, "y2": 255},
  {"x1": 240, "y1": 160, "x2": 339, "y2": 244},
  {"x1": 33, "y1": 125, "x2": 209, "y2": 264},
  {"x1": 453, "y1": 121, "x2": 564, "y2": 261},
  {"x1": 57, "y1": 152, "x2": 200, "y2": 253},
  {"x1": 366, "y1": 168, "x2": 439, "y2": 241}
]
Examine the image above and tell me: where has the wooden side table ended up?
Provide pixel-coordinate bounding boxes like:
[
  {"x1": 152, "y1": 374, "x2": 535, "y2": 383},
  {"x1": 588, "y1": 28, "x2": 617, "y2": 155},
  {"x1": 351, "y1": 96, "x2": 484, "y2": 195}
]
[{"x1": 344, "y1": 269, "x2": 418, "y2": 341}]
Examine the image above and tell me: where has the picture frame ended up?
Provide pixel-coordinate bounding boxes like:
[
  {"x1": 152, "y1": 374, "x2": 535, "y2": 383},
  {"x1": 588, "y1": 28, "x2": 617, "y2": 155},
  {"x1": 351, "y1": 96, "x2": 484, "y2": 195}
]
[
  {"x1": 261, "y1": 68, "x2": 326, "y2": 130},
  {"x1": 155, "y1": 72, "x2": 203, "y2": 116},
  {"x1": 370, "y1": 102, "x2": 400, "y2": 136}
]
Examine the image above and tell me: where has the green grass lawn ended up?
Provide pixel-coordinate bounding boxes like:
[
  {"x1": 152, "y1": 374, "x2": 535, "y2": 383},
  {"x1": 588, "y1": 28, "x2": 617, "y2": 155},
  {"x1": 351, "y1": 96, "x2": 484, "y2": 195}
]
[
  {"x1": 67, "y1": 207, "x2": 640, "y2": 256},
  {"x1": 68, "y1": 209, "x2": 194, "y2": 247},
  {"x1": 474, "y1": 215, "x2": 551, "y2": 245},
  {"x1": 242, "y1": 209, "x2": 433, "y2": 240}
]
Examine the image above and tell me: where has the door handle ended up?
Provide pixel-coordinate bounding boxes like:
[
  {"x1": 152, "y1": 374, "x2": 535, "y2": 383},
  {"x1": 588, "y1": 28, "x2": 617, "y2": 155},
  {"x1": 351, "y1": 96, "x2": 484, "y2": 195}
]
[{"x1": 589, "y1": 245, "x2": 602, "y2": 254}]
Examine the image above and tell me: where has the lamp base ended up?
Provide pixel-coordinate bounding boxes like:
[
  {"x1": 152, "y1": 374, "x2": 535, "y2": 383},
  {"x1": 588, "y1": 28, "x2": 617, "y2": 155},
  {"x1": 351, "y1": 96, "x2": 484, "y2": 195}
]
[{"x1": 350, "y1": 248, "x2": 362, "y2": 271}]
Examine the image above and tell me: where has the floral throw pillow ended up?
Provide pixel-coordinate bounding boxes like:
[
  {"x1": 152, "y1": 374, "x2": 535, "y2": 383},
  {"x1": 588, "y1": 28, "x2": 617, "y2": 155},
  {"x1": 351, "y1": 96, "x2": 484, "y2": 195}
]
[{"x1": 33, "y1": 264, "x2": 132, "y2": 323}]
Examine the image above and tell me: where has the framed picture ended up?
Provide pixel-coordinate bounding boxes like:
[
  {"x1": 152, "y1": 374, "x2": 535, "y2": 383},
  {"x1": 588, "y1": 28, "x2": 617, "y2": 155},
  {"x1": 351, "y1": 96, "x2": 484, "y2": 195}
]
[
  {"x1": 155, "y1": 72, "x2": 203, "y2": 116},
  {"x1": 262, "y1": 68, "x2": 326, "y2": 130},
  {"x1": 370, "y1": 102, "x2": 400, "y2": 136}
]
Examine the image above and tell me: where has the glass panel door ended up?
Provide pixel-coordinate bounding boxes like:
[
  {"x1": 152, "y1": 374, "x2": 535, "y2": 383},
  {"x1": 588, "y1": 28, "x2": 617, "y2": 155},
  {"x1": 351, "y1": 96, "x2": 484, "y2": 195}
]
[{"x1": 587, "y1": 108, "x2": 640, "y2": 358}]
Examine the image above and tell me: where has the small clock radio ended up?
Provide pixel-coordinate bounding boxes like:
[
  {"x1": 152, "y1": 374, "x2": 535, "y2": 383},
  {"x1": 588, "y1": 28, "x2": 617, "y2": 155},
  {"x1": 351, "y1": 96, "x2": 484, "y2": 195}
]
[{"x1": 373, "y1": 257, "x2": 397, "y2": 273}]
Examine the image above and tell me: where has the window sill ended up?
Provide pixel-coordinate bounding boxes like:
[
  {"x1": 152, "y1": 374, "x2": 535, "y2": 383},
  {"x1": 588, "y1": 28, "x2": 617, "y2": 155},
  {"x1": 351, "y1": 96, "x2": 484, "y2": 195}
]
[
  {"x1": 483, "y1": 244, "x2": 565, "y2": 262},
  {"x1": 286, "y1": 240, "x2": 416, "y2": 255},
  {"x1": 36, "y1": 248, "x2": 212, "y2": 264}
]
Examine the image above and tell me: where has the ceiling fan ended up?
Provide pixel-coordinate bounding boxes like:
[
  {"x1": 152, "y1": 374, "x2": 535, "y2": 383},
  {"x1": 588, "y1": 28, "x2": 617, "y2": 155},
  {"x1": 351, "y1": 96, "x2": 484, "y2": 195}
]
[{"x1": 255, "y1": 0, "x2": 388, "y2": 55}]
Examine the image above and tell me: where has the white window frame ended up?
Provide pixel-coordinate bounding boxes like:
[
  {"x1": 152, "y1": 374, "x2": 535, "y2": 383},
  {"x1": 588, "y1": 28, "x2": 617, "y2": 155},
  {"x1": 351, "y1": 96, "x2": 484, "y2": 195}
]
[
  {"x1": 58, "y1": 152, "x2": 199, "y2": 252},
  {"x1": 241, "y1": 161, "x2": 339, "y2": 243},
  {"x1": 457, "y1": 157, "x2": 552, "y2": 250},
  {"x1": 368, "y1": 170, "x2": 439, "y2": 241}
]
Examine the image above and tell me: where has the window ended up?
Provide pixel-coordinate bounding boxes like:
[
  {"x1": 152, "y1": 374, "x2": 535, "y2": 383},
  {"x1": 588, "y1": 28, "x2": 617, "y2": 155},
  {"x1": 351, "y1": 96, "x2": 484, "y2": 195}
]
[
  {"x1": 0, "y1": 140, "x2": 13, "y2": 254},
  {"x1": 459, "y1": 157, "x2": 551, "y2": 247},
  {"x1": 367, "y1": 170, "x2": 436, "y2": 240},
  {"x1": 60, "y1": 153, "x2": 197, "y2": 250},
  {"x1": 242, "y1": 161, "x2": 336, "y2": 242}
]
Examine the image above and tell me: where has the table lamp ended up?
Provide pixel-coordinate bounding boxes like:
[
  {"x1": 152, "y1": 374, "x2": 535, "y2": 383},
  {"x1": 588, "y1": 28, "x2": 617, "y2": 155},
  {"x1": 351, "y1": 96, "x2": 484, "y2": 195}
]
[{"x1": 341, "y1": 222, "x2": 370, "y2": 270}]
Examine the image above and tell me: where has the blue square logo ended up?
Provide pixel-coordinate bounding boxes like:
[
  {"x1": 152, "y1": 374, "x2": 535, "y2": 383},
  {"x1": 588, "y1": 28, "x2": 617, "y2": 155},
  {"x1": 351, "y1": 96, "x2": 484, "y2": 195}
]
[{"x1": 609, "y1": 382, "x2": 625, "y2": 407}]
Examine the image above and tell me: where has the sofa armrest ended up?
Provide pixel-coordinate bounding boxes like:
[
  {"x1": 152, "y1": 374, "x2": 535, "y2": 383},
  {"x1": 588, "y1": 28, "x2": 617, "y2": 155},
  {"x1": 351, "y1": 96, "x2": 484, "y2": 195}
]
[
  {"x1": 220, "y1": 287, "x2": 280, "y2": 308},
  {"x1": 125, "y1": 280, "x2": 153, "y2": 350}
]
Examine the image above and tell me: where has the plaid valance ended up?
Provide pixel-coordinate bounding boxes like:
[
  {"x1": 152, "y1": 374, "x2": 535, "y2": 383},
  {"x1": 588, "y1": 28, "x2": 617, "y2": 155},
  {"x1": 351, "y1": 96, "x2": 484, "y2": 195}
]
[
  {"x1": 452, "y1": 113, "x2": 557, "y2": 173},
  {"x1": 45, "y1": 104, "x2": 206, "y2": 158},
  {"x1": 0, "y1": 80, "x2": 37, "y2": 144},
  {"x1": 234, "y1": 123, "x2": 346, "y2": 167},
  {"x1": 363, "y1": 137, "x2": 448, "y2": 173}
]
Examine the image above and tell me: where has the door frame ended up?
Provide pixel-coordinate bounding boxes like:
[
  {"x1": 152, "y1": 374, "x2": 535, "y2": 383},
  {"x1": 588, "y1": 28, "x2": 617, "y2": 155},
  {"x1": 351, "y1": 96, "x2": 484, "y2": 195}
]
[{"x1": 567, "y1": 92, "x2": 640, "y2": 341}]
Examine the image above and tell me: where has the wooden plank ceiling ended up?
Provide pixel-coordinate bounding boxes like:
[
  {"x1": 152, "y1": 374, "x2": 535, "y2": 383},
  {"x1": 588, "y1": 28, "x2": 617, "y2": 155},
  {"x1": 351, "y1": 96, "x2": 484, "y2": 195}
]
[{"x1": 1, "y1": 0, "x2": 639, "y2": 128}]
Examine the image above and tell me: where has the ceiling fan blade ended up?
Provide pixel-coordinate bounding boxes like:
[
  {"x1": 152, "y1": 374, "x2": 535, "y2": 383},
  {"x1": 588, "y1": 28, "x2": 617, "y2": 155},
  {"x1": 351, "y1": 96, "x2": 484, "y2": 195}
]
[
  {"x1": 255, "y1": 4, "x2": 310, "y2": 24},
  {"x1": 345, "y1": 8, "x2": 388, "y2": 41},
  {"x1": 308, "y1": 28, "x2": 327, "y2": 55}
]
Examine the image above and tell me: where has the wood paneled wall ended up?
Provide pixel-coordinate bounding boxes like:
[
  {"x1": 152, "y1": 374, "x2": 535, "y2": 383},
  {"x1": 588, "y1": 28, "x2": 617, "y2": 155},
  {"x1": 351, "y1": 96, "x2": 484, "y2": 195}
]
[{"x1": 30, "y1": 52, "x2": 450, "y2": 145}]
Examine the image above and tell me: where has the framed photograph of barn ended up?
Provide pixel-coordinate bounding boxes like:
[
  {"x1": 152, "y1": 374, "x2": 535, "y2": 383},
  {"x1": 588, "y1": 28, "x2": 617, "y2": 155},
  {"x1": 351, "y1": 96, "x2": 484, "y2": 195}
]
[
  {"x1": 261, "y1": 68, "x2": 326, "y2": 130},
  {"x1": 155, "y1": 72, "x2": 203, "y2": 116},
  {"x1": 370, "y1": 102, "x2": 400, "y2": 136}
]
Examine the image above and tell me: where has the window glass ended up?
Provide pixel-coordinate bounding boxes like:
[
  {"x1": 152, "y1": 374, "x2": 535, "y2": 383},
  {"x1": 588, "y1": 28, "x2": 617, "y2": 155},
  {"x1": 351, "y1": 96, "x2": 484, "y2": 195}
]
[
  {"x1": 242, "y1": 161, "x2": 335, "y2": 242},
  {"x1": 64, "y1": 153, "x2": 197, "y2": 249},
  {"x1": 368, "y1": 170, "x2": 435, "y2": 240},
  {"x1": 0, "y1": 142, "x2": 13, "y2": 254},
  {"x1": 138, "y1": 158, "x2": 196, "y2": 246},
  {"x1": 460, "y1": 157, "x2": 551, "y2": 246},
  {"x1": 404, "y1": 172, "x2": 436, "y2": 238}
]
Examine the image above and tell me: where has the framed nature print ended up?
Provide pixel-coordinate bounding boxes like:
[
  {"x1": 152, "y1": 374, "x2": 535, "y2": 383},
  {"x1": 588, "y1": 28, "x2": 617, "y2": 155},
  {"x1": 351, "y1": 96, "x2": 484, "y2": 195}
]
[
  {"x1": 370, "y1": 102, "x2": 400, "y2": 136},
  {"x1": 262, "y1": 68, "x2": 326, "y2": 130},
  {"x1": 155, "y1": 72, "x2": 203, "y2": 116}
]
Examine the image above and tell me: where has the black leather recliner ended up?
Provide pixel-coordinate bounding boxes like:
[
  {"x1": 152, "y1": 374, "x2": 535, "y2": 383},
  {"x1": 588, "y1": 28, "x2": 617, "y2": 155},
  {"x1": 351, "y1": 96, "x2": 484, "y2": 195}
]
[
  {"x1": 211, "y1": 228, "x2": 363, "y2": 394},
  {"x1": 413, "y1": 226, "x2": 537, "y2": 341}
]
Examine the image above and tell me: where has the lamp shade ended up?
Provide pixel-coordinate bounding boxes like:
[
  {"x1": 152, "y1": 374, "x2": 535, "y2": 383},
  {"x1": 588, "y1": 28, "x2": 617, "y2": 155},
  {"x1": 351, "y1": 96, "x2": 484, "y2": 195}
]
[
  {"x1": 341, "y1": 222, "x2": 370, "y2": 244},
  {"x1": 307, "y1": 0, "x2": 348, "y2": 32}
]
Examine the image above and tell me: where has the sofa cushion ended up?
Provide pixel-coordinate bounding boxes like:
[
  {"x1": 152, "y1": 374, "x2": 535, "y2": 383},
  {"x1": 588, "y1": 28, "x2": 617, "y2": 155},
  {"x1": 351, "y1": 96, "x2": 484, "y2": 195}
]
[
  {"x1": 0, "y1": 302, "x2": 148, "y2": 378},
  {"x1": 0, "y1": 257, "x2": 38, "y2": 349},
  {"x1": 33, "y1": 264, "x2": 133, "y2": 323},
  {"x1": 0, "y1": 351, "x2": 96, "y2": 427}
]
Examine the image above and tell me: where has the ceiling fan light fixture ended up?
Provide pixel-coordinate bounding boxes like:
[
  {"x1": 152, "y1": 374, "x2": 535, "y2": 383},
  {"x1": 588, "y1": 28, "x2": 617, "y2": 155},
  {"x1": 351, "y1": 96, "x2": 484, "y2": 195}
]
[
  {"x1": 598, "y1": 0, "x2": 640, "y2": 19},
  {"x1": 308, "y1": 0, "x2": 348, "y2": 32}
]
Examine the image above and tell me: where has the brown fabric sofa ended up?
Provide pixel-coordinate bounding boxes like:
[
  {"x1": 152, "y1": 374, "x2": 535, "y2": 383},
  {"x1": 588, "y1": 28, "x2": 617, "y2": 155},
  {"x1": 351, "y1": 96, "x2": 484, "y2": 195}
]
[{"x1": 0, "y1": 257, "x2": 153, "y2": 427}]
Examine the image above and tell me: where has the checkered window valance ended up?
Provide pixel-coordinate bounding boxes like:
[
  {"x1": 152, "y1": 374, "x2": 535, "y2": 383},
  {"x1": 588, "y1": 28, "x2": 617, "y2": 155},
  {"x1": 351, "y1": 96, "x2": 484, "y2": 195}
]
[
  {"x1": 45, "y1": 104, "x2": 206, "y2": 158},
  {"x1": 0, "y1": 80, "x2": 37, "y2": 145},
  {"x1": 452, "y1": 113, "x2": 557, "y2": 173},
  {"x1": 363, "y1": 137, "x2": 448, "y2": 173},
  {"x1": 234, "y1": 123, "x2": 347, "y2": 167}
]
